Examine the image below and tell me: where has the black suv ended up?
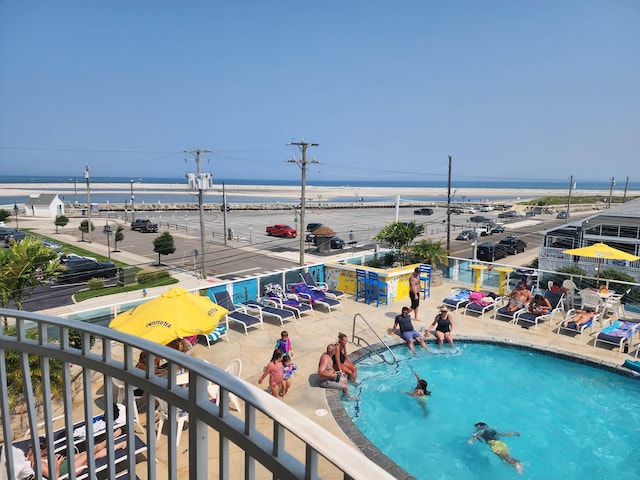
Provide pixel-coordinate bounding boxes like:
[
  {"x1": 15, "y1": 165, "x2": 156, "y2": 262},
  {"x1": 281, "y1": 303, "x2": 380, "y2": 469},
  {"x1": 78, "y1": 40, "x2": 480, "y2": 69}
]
[
  {"x1": 57, "y1": 257, "x2": 117, "y2": 284},
  {"x1": 477, "y1": 243, "x2": 509, "y2": 262},
  {"x1": 131, "y1": 219, "x2": 158, "y2": 233},
  {"x1": 470, "y1": 215, "x2": 493, "y2": 224},
  {"x1": 413, "y1": 208, "x2": 434, "y2": 215},
  {"x1": 498, "y1": 237, "x2": 527, "y2": 255},
  {"x1": 306, "y1": 222, "x2": 324, "y2": 233}
]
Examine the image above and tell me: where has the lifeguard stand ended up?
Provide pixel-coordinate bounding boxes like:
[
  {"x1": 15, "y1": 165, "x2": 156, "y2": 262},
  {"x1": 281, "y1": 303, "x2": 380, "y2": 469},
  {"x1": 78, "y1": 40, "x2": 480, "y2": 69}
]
[{"x1": 419, "y1": 264, "x2": 432, "y2": 299}]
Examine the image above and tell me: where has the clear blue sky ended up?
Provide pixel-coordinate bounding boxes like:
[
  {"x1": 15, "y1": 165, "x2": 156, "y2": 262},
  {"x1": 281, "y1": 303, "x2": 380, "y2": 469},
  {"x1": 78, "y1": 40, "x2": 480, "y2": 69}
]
[{"x1": 1, "y1": 1, "x2": 638, "y2": 185}]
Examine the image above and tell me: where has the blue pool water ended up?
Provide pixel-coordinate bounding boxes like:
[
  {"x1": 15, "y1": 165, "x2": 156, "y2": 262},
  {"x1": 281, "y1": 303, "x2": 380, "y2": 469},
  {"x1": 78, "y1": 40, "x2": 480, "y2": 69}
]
[{"x1": 342, "y1": 344, "x2": 640, "y2": 480}]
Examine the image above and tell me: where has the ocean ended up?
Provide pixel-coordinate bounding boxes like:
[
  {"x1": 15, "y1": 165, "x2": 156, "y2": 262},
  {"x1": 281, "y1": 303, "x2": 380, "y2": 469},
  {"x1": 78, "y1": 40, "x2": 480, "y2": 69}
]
[{"x1": 0, "y1": 175, "x2": 635, "y2": 206}]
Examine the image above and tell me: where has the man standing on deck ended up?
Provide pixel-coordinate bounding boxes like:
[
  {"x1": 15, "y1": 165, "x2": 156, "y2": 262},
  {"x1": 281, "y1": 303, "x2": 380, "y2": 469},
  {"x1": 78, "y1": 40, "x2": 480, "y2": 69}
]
[{"x1": 407, "y1": 267, "x2": 421, "y2": 321}]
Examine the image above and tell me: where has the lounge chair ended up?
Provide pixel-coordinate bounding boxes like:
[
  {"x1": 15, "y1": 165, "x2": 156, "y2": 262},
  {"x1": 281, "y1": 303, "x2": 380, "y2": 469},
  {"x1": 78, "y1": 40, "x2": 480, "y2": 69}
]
[
  {"x1": 13, "y1": 424, "x2": 146, "y2": 480},
  {"x1": 210, "y1": 290, "x2": 263, "y2": 335},
  {"x1": 289, "y1": 283, "x2": 342, "y2": 312},
  {"x1": 464, "y1": 292, "x2": 498, "y2": 317},
  {"x1": 199, "y1": 324, "x2": 228, "y2": 347},
  {"x1": 442, "y1": 288, "x2": 471, "y2": 311},
  {"x1": 264, "y1": 283, "x2": 314, "y2": 318},
  {"x1": 300, "y1": 271, "x2": 344, "y2": 298},
  {"x1": 556, "y1": 308, "x2": 599, "y2": 339},
  {"x1": 493, "y1": 297, "x2": 528, "y2": 323},
  {"x1": 593, "y1": 319, "x2": 640, "y2": 353},
  {"x1": 242, "y1": 299, "x2": 296, "y2": 326},
  {"x1": 512, "y1": 291, "x2": 565, "y2": 329}
]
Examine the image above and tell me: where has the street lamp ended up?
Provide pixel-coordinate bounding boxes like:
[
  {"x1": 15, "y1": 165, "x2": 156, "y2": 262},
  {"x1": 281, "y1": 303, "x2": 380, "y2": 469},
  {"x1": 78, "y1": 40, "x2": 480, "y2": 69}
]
[
  {"x1": 103, "y1": 222, "x2": 112, "y2": 260},
  {"x1": 13, "y1": 204, "x2": 19, "y2": 229}
]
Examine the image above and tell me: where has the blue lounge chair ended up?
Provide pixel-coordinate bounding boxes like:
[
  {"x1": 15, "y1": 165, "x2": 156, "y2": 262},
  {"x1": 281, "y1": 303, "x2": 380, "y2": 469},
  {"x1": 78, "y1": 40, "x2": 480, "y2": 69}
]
[
  {"x1": 513, "y1": 291, "x2": 565, "y2": 329},
  {"x1": 210, "y1": 290, "x2": 263, "y2": 335},
  {"x1": 442, "y1": 289, "x2": 471, "y2": 311},
  {"x1": 242, "y1": 299, "x2": 296, "y2": 326},
  {"x1": 263, "y1": 283, "x2": 314, "y2": 318},
  {"x1": 300, "y1": 271, "x2": 344, "y2": 298},
  {"x1": 593, "y1": 319, "x2": 640, "y2": 353},
  {"x1": 289, "y1": 282, "x2": 342, "y2": 312},
  {"x1": 200, "y1": 324, "x2": 228, "y2": 347},
  {"x1": 556, "y1": 309, "x2": 599, "y2": 339},
  {"x1": 464, "y1": 294, "x2": 498, "y2": 317}
]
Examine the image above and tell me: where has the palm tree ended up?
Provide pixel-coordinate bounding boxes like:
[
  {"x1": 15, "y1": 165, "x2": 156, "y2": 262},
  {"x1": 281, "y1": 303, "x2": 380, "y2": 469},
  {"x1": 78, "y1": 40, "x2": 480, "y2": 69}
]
[
  {"x1": 0, "y1": 237, "x2": 61, "y2": 328},
  {"x1": 374, "y1": 221, "x2": 424, "y2": 250},
  {"x1": 410, "y1": 239, "x2": 448, "y2": 268}
]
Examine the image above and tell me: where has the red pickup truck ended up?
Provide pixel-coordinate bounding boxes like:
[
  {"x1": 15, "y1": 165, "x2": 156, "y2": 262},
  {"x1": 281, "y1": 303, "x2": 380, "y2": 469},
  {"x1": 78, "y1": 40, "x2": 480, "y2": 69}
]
[{"x1": 266, "y1": 224, "x2": 297, "y2": 238}]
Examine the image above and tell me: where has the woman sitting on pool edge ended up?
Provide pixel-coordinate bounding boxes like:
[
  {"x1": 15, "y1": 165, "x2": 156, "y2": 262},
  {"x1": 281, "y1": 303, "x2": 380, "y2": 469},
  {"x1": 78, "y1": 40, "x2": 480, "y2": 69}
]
[{"x1": 426, "y1": 304, "x2": 455, "y2": 349}]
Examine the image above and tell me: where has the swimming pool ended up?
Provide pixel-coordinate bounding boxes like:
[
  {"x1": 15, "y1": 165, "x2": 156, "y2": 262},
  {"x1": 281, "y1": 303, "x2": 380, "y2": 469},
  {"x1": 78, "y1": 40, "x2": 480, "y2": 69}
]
[{"x1": 340, "y1": 343, "x2": 640, "y2": 480}]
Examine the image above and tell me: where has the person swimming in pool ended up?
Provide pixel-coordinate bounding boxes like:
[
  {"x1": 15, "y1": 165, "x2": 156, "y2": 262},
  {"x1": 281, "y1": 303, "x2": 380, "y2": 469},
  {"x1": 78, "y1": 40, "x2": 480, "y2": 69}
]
[
  {"x1": 403, "y1": 371, "x2": 431, "y2": 416},
  {"x1": 468, "y1": 422, "x2": 523, "y2": 474}
]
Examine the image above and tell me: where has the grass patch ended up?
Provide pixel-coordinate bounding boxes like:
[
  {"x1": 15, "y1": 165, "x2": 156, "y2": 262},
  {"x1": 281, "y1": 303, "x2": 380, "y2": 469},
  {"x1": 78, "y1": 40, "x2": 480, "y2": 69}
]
[
  {"x1": 74, "y1": 275, "x2": 179, "y2": 302},
  {"x1": 522, "y1": 196, "x2": 637, "y2": 206}
]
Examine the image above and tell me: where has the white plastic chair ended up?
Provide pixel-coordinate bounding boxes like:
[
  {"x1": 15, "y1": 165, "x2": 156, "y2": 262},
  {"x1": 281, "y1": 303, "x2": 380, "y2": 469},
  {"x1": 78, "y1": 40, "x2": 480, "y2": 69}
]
[
  {"x1": 578, "y1": 289, "x2": 603, "y2": 314},
  {"x1": 562, "y1": 279, "x2": 578, "y2": 309},
  {"x1": 207, "y1": 359, "x2": 242, "y2": 412},
  {"x1": 112, "y1": 378, "x2": 145, "y2": 433},
  {"x1": 605, "y1": 289, "x2": 630, "y2": 319},
  {"x1": 156, "y1": 398, "x2": 189, "y2": 447}
]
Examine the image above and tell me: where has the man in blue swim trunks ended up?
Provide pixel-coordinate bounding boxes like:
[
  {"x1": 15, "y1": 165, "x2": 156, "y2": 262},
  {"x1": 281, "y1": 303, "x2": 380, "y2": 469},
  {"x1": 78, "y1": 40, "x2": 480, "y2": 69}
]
[
  {"x1": 392, "y1": 307, "x2": 428, "y2": 354},
  {"x1": 468, "y1": 422, "x2": 523, "y2": 474}
]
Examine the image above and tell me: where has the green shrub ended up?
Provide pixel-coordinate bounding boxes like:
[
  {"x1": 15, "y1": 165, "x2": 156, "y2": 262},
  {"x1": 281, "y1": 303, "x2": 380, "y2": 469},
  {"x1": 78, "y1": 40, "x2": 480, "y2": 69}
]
[
  {"x1": 87, "y1": 278, "x2": 105, "y2": 290},
  {"x1": 68, "y1": 329, "x2": 96, "y2": 350},
  {"x1": 138, "y1": 269, "x2": 170, "y2": 284}
]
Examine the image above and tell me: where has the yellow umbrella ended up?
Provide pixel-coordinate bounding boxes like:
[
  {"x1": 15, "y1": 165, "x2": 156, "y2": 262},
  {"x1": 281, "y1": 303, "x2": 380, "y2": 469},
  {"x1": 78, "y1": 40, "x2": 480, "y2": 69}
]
[
  {"x1": 109, "y1": 286, "x2": 227, "y2": 345},
  {"x1": 563, "y1": 242, "x2": 639, "y2": 278}
]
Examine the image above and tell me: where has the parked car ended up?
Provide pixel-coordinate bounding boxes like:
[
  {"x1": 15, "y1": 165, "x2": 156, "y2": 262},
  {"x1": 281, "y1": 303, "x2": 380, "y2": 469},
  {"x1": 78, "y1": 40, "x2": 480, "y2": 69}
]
[
  {"x1": 498, "y1": 236, "x2": 527, "y2": 255},
  {"x1": 476, "y1": 243, "x2": 509, "y2": 262},
  {"x1": 2, "y1": 229, "x2": 27, "y2": 247},
  {"x1": 462, "y1": 207, "x2": 476, "y2": 214},
  {"x1": 305, "y1": 233, "x2": 316, "y2": 242},
  {"x1": 456, "y1": 230, "x2": 475, "y2": 240},
  {"x1": 130, "y1": 219, "x2": 158, "y2": 233},
  {"x1": 413, "y1": 208, "x2": 434, "y2": 215},
  {"x1": 220, "y1": 203, "x2": 231, "y2": 212},
  {"x1": 450, "y1": 207, "x2": 463, "y2": 215},
  {"x1": 556, "y1": 211, "x2": 568, "y2": 219},
  {"x1": 491, "y1": 225, "x2": 506, "y2": 234},
  {"x1": 266, "y1": 224, "x2": 297, "y2": 238},
  {"x1": 306, "y1": 222, "x2": 324, "y2": 233},
  {"x1": 498, "y1": 211, "x2": 525, "y2": 219},
  {"x1": 479, "y1": 205, "x2": 495, "y2": 212},
  {"x1": 330, "y1": 236, "x2": 345, "y2": 249},
  {"x1": 469, "y1": 215, "x2": 493, "y2": 224},
  {"x1": 57, "y1": 257, "x2": 117, "y2": 284}
]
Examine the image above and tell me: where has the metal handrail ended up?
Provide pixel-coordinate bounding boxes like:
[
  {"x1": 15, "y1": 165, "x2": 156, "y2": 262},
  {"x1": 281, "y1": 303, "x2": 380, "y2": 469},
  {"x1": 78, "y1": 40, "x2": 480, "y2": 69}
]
[{"x1": 351, "y1": 313, "x2": 396, "y2": 365}]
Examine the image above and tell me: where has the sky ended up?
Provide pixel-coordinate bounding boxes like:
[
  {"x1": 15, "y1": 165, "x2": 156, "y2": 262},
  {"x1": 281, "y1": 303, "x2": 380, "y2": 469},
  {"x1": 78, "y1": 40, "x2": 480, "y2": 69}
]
[{"x1": 1, "y1": 1, "x2": 638, "y2": 185}]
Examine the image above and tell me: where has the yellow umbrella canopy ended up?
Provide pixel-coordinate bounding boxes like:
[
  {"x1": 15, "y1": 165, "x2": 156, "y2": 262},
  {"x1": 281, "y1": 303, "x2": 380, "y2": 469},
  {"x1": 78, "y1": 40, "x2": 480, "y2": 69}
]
[
  {"x1": 563, "y1": 242, "x2": 639, "y2": 278},
  {"x1": 109, "y1": 286, "x2": 227, "y2": 345}
]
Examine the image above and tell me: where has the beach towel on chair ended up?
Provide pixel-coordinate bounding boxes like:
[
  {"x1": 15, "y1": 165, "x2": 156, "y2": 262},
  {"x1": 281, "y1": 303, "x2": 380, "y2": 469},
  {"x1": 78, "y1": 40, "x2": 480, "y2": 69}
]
[{"x1": 597, "y1": 320, "x2": 637, "y2": 344}]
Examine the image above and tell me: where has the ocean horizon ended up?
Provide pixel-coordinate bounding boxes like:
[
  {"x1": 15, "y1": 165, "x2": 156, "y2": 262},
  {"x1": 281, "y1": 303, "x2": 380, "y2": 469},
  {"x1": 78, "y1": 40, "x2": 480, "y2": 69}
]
[{"x1": 1, "y1": 175, "x2": 635, "y2": 207}]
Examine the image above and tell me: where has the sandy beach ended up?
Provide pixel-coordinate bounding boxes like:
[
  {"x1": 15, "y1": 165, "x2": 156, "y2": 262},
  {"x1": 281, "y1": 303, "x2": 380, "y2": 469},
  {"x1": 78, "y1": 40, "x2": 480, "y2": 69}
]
[{"x1": 0, "y1": 182, "x2": 628, "y2": 204}]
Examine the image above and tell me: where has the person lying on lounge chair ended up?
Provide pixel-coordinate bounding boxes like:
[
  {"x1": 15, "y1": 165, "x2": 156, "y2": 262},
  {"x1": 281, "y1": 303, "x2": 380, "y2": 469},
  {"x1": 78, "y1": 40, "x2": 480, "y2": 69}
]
[
  {"x1": 527, "y1": 294, "x2": 552, "y2": 315},
  {"x1": 28, "y1": 429, "x2": 127, "y2": 478},
  {"x1": 506, "y1": 283, "x2": 532, "y2": 312},
  {"x1": 561, "y1": 309, "x2": 596, "y2": 329}
]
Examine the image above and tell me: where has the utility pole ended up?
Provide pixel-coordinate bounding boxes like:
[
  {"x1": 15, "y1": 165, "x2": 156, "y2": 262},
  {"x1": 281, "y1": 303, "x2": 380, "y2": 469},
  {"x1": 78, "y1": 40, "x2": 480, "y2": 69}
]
[
  {"x1": 623, "y1": 176, "x2": 629, "y2": 202},
  {"x1": 73, "y1": 176, "x2": 77, "y2": 205},
  {"x1": 566, "y1": 175, "x2": 575, "y2": 222},
  {"x1": 287, "y1": 139, "x2": 319, "y2": 266},
  {"x1": 84, "y1": 165, "x2": 92, "y2": 243},
  {"x1": 222, "y1": 181, "x2": 228, "y2": 246},
  {"x1": 185, "y1": 148, "x2": 212, "y2": 278},
  {"x1": 130, "y1": 179, "x2": 135, "y2": 222},
  {"x1": 446, "y1": 155, "x2": 452, "y2": 255},
  {"x1": 608, "y1": 177, "x2": 616, "y2": 208}
]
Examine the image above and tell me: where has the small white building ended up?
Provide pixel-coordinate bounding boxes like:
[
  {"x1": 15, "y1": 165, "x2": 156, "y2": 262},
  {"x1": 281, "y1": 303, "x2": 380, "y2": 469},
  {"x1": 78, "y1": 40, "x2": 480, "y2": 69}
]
[{"x1": 24, "y1": 193, "x2": 65, "y2": 218}]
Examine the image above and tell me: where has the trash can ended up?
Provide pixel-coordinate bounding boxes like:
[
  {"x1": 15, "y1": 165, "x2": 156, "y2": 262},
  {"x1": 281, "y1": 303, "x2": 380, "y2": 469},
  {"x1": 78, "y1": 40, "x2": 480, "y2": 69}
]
[{"x1": 118, "y1": 266, "x2": 136, "y2": 286}]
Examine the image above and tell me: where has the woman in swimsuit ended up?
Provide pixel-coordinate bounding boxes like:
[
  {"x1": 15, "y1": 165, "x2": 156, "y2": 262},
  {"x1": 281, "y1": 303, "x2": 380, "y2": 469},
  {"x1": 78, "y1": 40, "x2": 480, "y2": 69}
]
[
  {"x1": 333, "y1": 332, "x2": 359, "y2": 385},
  {"x1": 426, "y1": 305, "x2": 454, "y2": 349}
]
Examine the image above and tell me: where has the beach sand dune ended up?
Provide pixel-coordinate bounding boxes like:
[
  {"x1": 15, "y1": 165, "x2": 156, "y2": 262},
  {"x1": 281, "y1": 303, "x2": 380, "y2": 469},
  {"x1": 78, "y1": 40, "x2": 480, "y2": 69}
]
[{"x1": 0, "y1": 182, "x2": 624, "y2": 203}]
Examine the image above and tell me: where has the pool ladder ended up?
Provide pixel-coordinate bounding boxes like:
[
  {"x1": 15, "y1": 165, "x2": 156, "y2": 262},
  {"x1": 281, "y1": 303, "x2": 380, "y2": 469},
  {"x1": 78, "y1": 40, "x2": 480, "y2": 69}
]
[{"x1": 351, "y1": 313, "x2": 397, "y2": 365}]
